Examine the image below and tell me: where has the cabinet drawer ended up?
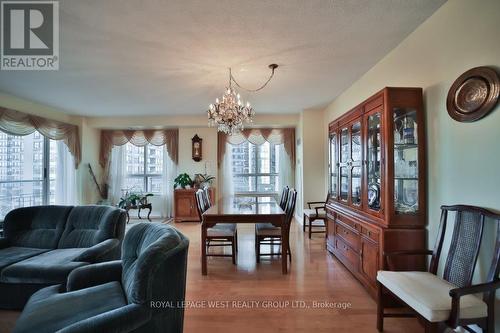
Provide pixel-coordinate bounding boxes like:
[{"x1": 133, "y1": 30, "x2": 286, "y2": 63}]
[
  {"x1": 361, "y1": 225, "x2": 379, "y2": 243},
  {"x1": 336, "y1": 214, "x2": 359, "y2": 232},
  {"x1": 335, "y1": 237, "x2": 359, "y2": 268},
  {"x1": 335, "y1": 222, "x2": 359, "y2": 251}
]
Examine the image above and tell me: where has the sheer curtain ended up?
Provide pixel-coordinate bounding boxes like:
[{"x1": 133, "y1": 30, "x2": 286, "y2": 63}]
[
  {"x1": 278, "y1": 144, "x2": 293, "y2": 189},
  {"x1": 162, "y1": 147, "x2": 176, "y2": 218},
  {"x1": 54, "y1": 141, "x2": 77, "y2": 205},
  {"x1": 220, "y1": 142, "x2": 234, "y2": 198},
  {"x1": 109, "y1": 145, "x2": 126, "y2": 204}
]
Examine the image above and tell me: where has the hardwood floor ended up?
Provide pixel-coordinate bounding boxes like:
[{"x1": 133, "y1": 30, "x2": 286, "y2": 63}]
[
  {"x1": 182, "y1": 219, "x2": 422, "y2": 333},
  {"x1": 0, "y1": 219, "x2": 424, "y2": 333}
]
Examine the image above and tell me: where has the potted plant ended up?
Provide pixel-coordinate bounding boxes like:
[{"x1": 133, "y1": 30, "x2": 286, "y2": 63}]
[
  {"x1": 174, "y1": 173, "x2": 193, "y2": 189},
  {"x1": 194, "y1": 173, "x2": 215, "y2": 189},
  {"x1": 118, "y1": 192, "x2": 153, "y2": 209}
]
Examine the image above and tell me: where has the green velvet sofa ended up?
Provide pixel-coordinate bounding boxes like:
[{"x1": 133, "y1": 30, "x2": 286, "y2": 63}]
[
  {"x1": 13, "y1": 223, "x2": 189, "y2": 333},
  {"x1": 0, "y1": 205, "x2": 126, "y2": 309}
]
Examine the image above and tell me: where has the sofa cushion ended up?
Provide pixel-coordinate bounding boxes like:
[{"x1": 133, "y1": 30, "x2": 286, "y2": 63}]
[
  {"x1": 13, "y1": 282, "x2": 127, "y2": 333},
  {"x1": 377, "y1": 271, "x2": 488, "y2": 322},
  {"x1": 58, "y1": 205, "x2": 124, "y2": 249},
  {"x1": 4, "y1": 206, "x2": 73, "y2": 249},
  {"x1": 1, "y1": 248, "x2": 88, "y2": 284},
  {"x1": 0, "y1": 247, "x2": 49, "y2": 271}
]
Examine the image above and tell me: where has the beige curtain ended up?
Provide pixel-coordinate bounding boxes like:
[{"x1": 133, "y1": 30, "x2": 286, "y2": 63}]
[
  {"x1": 0, "y1": 108, "x2": 81, "y2": 168},
  {"x1": 99, "y1": 129, "x2": 178, "y2": 168},
  {"x1": 217, "y1": 128, "x2": 295, "y2": 168}
]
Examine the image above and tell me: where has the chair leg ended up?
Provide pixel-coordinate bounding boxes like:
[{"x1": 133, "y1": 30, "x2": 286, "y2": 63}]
[
  {"x1": 288, "y1": 240, "x2": 292, "y2": 262},
  {"x1": 376, "y1": 281, "x2": 384, "y2": 332},
  {"x1": 303, "y1": 214, "x2": 306, "y2": 232},
  {"x1": 309, "y1": 218, "x2": 312, "y2": 239},
  {"x1": 235, "y1": 230, "x2": 238, "y2": 252},
  {"x1": 231, "y1": 237, "x2": 236, "y2": 265},
  {"x1": 256, "y1": 236, "x2": 260, "y2": 263}
]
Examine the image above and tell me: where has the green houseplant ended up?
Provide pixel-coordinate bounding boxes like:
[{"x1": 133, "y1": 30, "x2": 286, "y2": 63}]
[
  {"x1": 118, "y1": 192, "x2": 153, "y2": 209},
  {"x1": 194, "y1": 173, "x2": 215, "y2": 189},
  {"x1": 174, "y1": 173, "x2": 193, "y2": 189}
]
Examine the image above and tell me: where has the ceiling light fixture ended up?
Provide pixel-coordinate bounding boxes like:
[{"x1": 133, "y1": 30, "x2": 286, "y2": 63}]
[{"x1": 208, "y1": 64, "x2": 278, "y2": 134}]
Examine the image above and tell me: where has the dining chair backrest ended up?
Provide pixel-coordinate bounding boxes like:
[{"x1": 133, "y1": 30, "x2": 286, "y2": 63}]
[
  {"x1": 283, "y1": 189, "x2": 297, "y2": 231},
  {"x1": 203, "y1": 188, "x2": 211, "y2": 208},
  {"x1": 195, "y1": 189, "x2": 207, "y2": 220},
  {"x1": 431, "y1": 205, "x2": 500, "y2": 288},
  {"x1": 278, "y1": 186, "x2": 289, "y2": 210}
]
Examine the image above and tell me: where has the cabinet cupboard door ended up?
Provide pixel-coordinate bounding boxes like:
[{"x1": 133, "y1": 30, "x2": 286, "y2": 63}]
[
  {"x1": 176, "y1": 195, "x2": 195, "y2": 218},
  {"x1": 339, "y1": 128, "x2": 349, "y2": 202},
  {"x1": 350, "y1": 121, "x2": 362, "y2": 208},
  {"x1": 365, "y1": 109, "x2": 384, "y2": 216},
  {"x1": 328, "y1": 132, "x2": 338, "y2": 199},
  {"x1": 360, "y1": 237, "x2": 379, "y2": 287}
]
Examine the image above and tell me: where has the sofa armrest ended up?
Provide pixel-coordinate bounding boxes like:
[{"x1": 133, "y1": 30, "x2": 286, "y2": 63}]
[
  {"x1": 0, "y1": 237, "x2": 9, "y2": 249},
  {"x1": 57, "y1": 304, "x2": 150, "y2": 333},
  {"x1": 67, "y1": 260, "x2": 123, "y2": 292},
  {"x1": 74, "y1": 239, "x2": 121, "y2": 263}
]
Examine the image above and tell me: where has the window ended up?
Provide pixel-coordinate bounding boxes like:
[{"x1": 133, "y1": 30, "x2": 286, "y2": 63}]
[
  {"x1": 123, "y1": 143, "x2": 163, "y2": 194},
  {"x1": 230, "y1": 141, "x2": 279, "y2": 204},
  {"x1": 0, "y1": 131, "x2": 62, "y2": 218}
]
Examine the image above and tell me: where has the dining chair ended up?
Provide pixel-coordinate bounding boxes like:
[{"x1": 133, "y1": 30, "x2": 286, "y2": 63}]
[
  {"x1": 303, "y1": 194, "x2": 328, "y2": 239},
  {"x1": 278, "y1": 186, "x2": 289, "y2": 210},
  {"x1": 195, "y1": 189, "x2": 237, "y2": 264},
  {"x1": 377, "y1": 205, "x2": 500, "y2": 333},
  {"x1": 255, "y1": 189, "x2": 297, "y2": 263}
]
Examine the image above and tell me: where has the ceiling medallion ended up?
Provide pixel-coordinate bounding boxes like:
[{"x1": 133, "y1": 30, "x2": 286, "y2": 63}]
[{"x1": 208, "y1": 64, "x2": 278, "y2": 134}]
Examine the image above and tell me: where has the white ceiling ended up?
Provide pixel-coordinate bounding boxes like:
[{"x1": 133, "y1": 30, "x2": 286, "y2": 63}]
[{"x1": 0, "y1": 0, "x2": 446, "y2": 117}]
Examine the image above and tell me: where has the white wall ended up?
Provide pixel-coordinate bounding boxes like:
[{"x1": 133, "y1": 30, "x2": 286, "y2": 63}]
[{"x1": 324, "y1": 0, "x2": 500, "y2": 329}]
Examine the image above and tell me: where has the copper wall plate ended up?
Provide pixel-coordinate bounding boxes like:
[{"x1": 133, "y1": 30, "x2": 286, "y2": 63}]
[{"x1": 446, "y1": 66, "x2": 499, "y2": 122}]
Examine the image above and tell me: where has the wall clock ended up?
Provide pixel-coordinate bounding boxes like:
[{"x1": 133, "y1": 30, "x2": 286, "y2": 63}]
[
  {"x1": 192, "y1": 134, "x2": 202, "y2": 162},
  {"x1": 446, "y1": 66, "x2": 499, "y2": 122}
]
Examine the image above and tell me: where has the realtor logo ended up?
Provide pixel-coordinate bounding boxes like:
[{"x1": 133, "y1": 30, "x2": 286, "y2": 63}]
[{"x1": 1, "y1": 1, "x2": 59, "y2": 70}]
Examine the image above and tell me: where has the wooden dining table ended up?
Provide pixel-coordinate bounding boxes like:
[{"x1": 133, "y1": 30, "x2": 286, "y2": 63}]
[{"x1": 201, "y1": 196, "x2": 287, "y2": 275}]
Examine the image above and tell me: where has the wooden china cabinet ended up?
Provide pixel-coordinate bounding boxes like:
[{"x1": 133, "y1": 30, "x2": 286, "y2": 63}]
[{"x1": 326, "y1": 87, "x2": 427, "y2": 298}]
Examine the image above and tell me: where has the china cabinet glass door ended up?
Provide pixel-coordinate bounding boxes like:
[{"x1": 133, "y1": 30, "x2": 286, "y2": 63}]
[
  {"x1": 350, "y1": 122, "x2": 362, "y2": 206},
  {"x1": 393, "y1": 108, "x2": 419, "y2": 214},
  {"x1": 329, "y1": 132, "x2": 338, "y2": 199},
  {"x1": 366, "y1": 113, "x2": 382, "y2": 211},
  {"x1": 339, "y1": 128, "x2": 349, "y2": 202}
]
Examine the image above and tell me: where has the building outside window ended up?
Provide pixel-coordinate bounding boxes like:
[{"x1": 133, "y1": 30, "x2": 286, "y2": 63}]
[
  {"x1": 123, "y1": 142, "x2": 163, "y2": 194},
  {"x1": 0, "y1": 131, "x2": 59, "y2": 219},
  {"x1": 230, "y1": 141, "x2": 279, "y2": 205}
]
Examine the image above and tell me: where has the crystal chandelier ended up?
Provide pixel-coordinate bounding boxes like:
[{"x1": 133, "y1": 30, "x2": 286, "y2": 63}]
[{"x1": 208, "y1": 64, "x2": 278, "y2": 134}]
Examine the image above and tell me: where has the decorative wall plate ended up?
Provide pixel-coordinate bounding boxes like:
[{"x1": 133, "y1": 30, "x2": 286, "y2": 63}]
[{"x1": 446, "y1": 66, "x2": 499, "y2": 122}]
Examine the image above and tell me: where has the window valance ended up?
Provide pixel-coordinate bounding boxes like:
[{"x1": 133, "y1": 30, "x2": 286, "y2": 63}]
[
  {"x1": 218, "y1": 128, "x2": 295, "y2": 168},
  {"x1": 100, "y1": 129, "x2": 178, "y2": 167},
  {"x1": 0, "y1": 107, "x2": 81, "y2": 168}
]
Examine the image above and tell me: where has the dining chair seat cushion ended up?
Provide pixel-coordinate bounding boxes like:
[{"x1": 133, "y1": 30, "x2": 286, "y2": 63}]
[
  {"x1": 207, "y1": 224, "x2": 236, "y2": 238},
  {"x1": 377, "y1": 271, "x2": 487, "y2": 322},
  {"x1": 303, "y1": 209, "x2": 326, "y2": 218},
  {"x1": 255, "y1": 223, "x2": 281, "y2": 236}
]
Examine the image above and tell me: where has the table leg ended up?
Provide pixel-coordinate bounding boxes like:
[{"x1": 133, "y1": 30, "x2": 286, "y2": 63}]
[
  {"x1": 281, "y1": 218, "x2": 288, "y2": 274},
  {"x1": 201, "y1": 220, "x2": 208, "y2": 275}
]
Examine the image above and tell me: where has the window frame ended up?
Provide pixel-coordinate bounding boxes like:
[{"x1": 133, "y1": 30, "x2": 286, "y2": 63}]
[
  {"x1": 125, "y1": 144, "x2": 163, "y2": 194},
  {"x1": 232, "y1": 141, "x2": 279, "y2": 198},
  {"x1": 0, "y1": 134, "x2": 52, "y2": 218}
]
